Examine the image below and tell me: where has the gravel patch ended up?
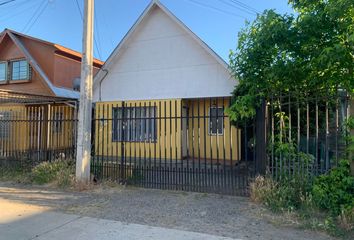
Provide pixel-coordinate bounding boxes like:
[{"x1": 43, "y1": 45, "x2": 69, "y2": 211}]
[{"x1": 0, "y1": 182, "x2": 334, "y2": 240}]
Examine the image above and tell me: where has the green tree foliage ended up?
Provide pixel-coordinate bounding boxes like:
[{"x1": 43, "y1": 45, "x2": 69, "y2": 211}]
[
  {"x1": 312, "y1": 159, "x2": 354, "y2": 215},
  {"x1": 228, "y1": 0, "x2": 354, "y2": 125}
]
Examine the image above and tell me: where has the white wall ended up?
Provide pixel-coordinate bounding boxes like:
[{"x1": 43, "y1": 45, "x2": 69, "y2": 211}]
[{"x1": 93, "y1": 5, "x2": 237, "y2": 102}]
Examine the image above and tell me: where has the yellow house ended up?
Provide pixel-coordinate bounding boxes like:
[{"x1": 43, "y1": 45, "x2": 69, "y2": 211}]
[{"x1": 93, "y1": 1, "x2": 241, "y2": 167}]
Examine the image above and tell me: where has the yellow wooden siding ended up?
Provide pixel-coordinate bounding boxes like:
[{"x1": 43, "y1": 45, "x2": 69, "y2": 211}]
[
  {"x1": 95, "y1": 98, "x2": 241, "y2": 162},
  {"x1": 95, "y1": 99, "x2": 182, "y2": 160},
  {"x1": 184, "y1": 98, "x2": 241, "y2": 162},
  {"x1": 0, "y1": 105, "x2": 28, "y2": 152},
  {"x1": 47, "y1": 105, "x2": 76, "y2": 150},
  {"x1": 0, "y1": 104, "x2": 75, "y2": 153}
]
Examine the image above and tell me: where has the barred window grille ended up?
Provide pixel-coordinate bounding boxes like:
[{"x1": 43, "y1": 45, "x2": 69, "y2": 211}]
[
  {"x1": 209, "y1": 107, "x2": 224, "y2": 135},
  {"x1": 112, "y1": 106, "x2": 157, "y2": 142}
]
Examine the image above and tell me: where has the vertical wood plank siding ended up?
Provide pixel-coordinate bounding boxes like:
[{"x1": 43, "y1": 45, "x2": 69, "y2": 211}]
[
  {"x1": 95, "y1": 98, "x2": 241, "y2": 162},
  {"x1": 0, "y1": 104, "x2": 75, "y2": 153}
]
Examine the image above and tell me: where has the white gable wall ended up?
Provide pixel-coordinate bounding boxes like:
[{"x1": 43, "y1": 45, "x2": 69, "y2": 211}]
[{"x1": 93, "y1": 5, "x2": 236, "y2": 102}]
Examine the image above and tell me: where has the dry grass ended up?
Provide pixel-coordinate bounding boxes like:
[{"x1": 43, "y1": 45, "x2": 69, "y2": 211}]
[{"x1": 249, "y1": 175, "x2": 277, "y2": 203}]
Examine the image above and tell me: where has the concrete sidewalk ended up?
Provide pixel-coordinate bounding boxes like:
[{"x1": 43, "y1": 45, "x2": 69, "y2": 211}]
[{"x1": 0, "y1": 198, "x2": 236, "y2": 240}]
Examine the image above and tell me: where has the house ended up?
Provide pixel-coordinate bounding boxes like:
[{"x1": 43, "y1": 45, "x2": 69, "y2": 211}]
[
  {"x1": 0, "y1": 29, "x2": 103, "y2": 161},
  {"x1": 93, "y1": 1, "x2": 241, "y2": 165}
]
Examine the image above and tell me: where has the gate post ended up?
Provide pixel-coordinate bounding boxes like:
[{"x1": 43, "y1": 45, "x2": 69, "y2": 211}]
[{"x1": 255, "y1": 99, "x2": 267, "y2": 175}]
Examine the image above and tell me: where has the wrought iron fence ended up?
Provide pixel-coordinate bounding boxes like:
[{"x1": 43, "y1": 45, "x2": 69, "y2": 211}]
[
  {"x1": 0, "y1": 104, "x2": 77, "y2": 169},
  {"x1": 1, "y1": 92, "x2": 350, "y2": 196},
  {"x1": 91, "y1": 98, "x2": 256, "y2": 196},
  {"x1": 266, "y1": 91, "x2": 350, "y2": 178}
]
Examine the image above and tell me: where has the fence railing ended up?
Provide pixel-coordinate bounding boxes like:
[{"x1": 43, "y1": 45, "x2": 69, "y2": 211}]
[
  {"x1": 91, "y1": 98, "x2": 256, "y2": 195},
  {"x1": 266, "y1": 91, "x2": 350, "y2": 178},
  {"x1": 0, "y1": 93, "x2": 349, "y2": 196},
  {"x1": 0, "y1": 105, "x2": 77, "y2": 168}
]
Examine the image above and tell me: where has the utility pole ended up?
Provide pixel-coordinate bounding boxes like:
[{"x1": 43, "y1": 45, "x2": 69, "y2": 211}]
[{"x1": 76, "y1": 0, "x2": 94, "y2": 183}]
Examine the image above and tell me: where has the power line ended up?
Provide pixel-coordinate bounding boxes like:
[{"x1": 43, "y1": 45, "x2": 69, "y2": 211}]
[
  {"x1": 24, "y1": 0, "x2": 49, "y2": 33},
  {"x1": 218, "y1": 0, "x2": 254, "y2": 15},
  {"x1": 229, "y1": 0, "x2": 260, "y2": 14},
  {"x1": 218, "y1": 0, "x2": 256, "y2": 16},
  {"x1": 22, "y1": 0, "x2": 46, "y2": 33},
  {"x1": 94, "y1": 7, "x2": 103, "y2": 60},
  {"x1": 0, "y1": 0, "x2": 15, "y2": 6},
  {"x1": 0, "y1": 0, "x2": 41, "y2": 22},
  {"x1": 185, "y1": 0, "x2": 247, "y2": 19},
  {"x1": 74, "y1": 0, "x2": 102, "y2": 60}
]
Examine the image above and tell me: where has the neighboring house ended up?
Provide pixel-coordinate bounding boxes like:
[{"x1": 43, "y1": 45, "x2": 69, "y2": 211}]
[
  {"x1": 0, "y1": 29, "x2": 103, "y2": 159},
  {"x1": 93, "y1": 1, "x2": 241, "y2": 163}
]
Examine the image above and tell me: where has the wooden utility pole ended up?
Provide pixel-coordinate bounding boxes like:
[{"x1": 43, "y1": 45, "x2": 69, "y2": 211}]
[{"x1": 76, "y1": 0, "x2": 94, "y2": 183}]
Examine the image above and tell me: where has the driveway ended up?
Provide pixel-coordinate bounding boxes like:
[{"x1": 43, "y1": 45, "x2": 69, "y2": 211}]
[{"x1": 0, "y1": 182, "x2": 333, "y2": 240}]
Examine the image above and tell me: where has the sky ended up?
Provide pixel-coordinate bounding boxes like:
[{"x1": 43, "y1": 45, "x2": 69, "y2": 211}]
[{"x1": 0, "y1": 0, "x2": 294, "y2": 62}]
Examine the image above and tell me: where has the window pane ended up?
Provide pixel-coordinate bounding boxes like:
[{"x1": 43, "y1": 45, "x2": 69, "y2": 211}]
[
  {"x1": 209, "y1": 107, "x2": 224, "y2": 135},
  {"x1": 0, "y1": 63, "x2": 6, "y2": 81},
  {"x1": 12, "y1": 60, "x2": 29, "y2": 80},
  {"x1": 112, "y1": 106, "x2": 157, "y2": 142}
]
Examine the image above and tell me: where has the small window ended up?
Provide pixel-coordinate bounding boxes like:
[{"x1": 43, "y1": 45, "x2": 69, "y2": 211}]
[
  {"x1": 53, "y1": 112, "x2": 63, "y2": 133},
  {"x1": 0, "y1": 62, "x2": 7, "y2": 82},
  {"x1": 209, "y1": 107, "x2": 224, "y2": 135},
  {"x1": 11, "y1": 60, "x2": 30, "y2": 81}
]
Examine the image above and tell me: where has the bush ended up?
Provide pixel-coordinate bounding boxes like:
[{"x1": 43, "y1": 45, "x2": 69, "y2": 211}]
[
  {"x1": 0, "y1": 163, "x2": 29, "y2": 183},
  {"x1": 312, "y1": 160, "x2": 354, "y2": 215},
  {"x1": 250, "y1": 175, "x2": 312, "y2": 212},
  {"x1": 31, "y1": 160, "x2": 75, "y2": 187}
]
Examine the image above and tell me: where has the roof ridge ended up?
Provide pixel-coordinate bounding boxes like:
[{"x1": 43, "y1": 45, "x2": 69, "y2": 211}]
[{"x1": 2, "y1": 28, "x2": 104, "y2": 64}]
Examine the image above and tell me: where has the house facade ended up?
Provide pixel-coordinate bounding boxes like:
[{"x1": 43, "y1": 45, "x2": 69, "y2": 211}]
[
  {"x1": 93, "y1": 1, "x2": 241, "y2": 163},
  {"x1": 0, "y1": 29, "x2": 103, "y2": 159}
]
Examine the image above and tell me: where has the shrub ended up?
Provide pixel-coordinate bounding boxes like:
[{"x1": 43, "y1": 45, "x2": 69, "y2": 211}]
[
  {"x1": 0, "y1": 164, "x2": 29, "y2": 183},
  {"x1": 312, "y1": 160, "x2": 354, "y2": 215},
  {"x1": 31, "y1": 160, "x2": 75, "y2": 187},
  {"x1": 250, "y1": 175, "x2": 312, "y2": 212}
]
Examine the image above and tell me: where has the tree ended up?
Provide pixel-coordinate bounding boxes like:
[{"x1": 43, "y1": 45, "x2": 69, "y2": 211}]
[{"x1": 228, "y1": 0, "x2": 354, "y2": 126}]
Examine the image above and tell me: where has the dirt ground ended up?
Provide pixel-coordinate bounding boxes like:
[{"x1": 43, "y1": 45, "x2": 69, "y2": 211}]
[{"x1": 0, "y1": 182, "x2": 335, "y2": 240}]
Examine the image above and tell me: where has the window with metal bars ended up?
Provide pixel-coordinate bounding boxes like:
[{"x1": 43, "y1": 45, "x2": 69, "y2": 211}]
[
  {"x1": 112, "y1": 106, "x2": 157, "y2": 142},
  {"x1": 209, "y1": 107, "x2": 224, "y2": 135}
]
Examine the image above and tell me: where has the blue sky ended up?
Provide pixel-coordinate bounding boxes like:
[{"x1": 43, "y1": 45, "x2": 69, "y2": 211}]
[{"x1": 0, "y1": 0, "x2": 294, "y2": 61}]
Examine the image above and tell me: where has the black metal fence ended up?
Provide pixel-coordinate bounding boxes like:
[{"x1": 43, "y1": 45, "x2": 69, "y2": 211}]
[
  {"x1": 91, "y1": 98, "x2": 256, "y2": 195},
  {"x1": 266, "y1": 91, "x2": 350, "y2": 178},
  {"x1": 0, "y1": 104, "x2": 77, "y2": 169},
  {"x1": 0, "y1": 93, "x2": 350, "y2": 196}
]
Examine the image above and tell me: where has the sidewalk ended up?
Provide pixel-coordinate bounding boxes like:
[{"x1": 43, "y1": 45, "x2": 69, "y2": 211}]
[{"x1": 0, "y1": 198, "x2": 235, "y2": 240}]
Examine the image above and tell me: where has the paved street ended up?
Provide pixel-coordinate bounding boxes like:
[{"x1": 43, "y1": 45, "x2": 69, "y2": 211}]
[
  {"x1": 0, "y1": 183, "x2": 334, "y2": 240},
  {"x1": 0, "y1": 198, "x2": 235, "y2": 240}
]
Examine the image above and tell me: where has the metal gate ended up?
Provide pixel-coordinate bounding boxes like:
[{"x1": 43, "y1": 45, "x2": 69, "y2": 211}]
[{"x1": 91, "y1": 98, "x2": 256, "y2": 196}]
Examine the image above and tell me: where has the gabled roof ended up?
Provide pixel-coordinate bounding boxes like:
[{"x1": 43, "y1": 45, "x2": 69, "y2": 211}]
[
  {"x1": 94, "y1": 0, "x2": 230, "y2": 87},
  {"x1": 1, "y1": 29, "x2": 104, "y2": 67},
  {"x1": 0, "y1": 30, "x2": 79, "y2": 99},
  {"x1": 0, "y1": 29, "x2": 105, "y2": 99}
]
